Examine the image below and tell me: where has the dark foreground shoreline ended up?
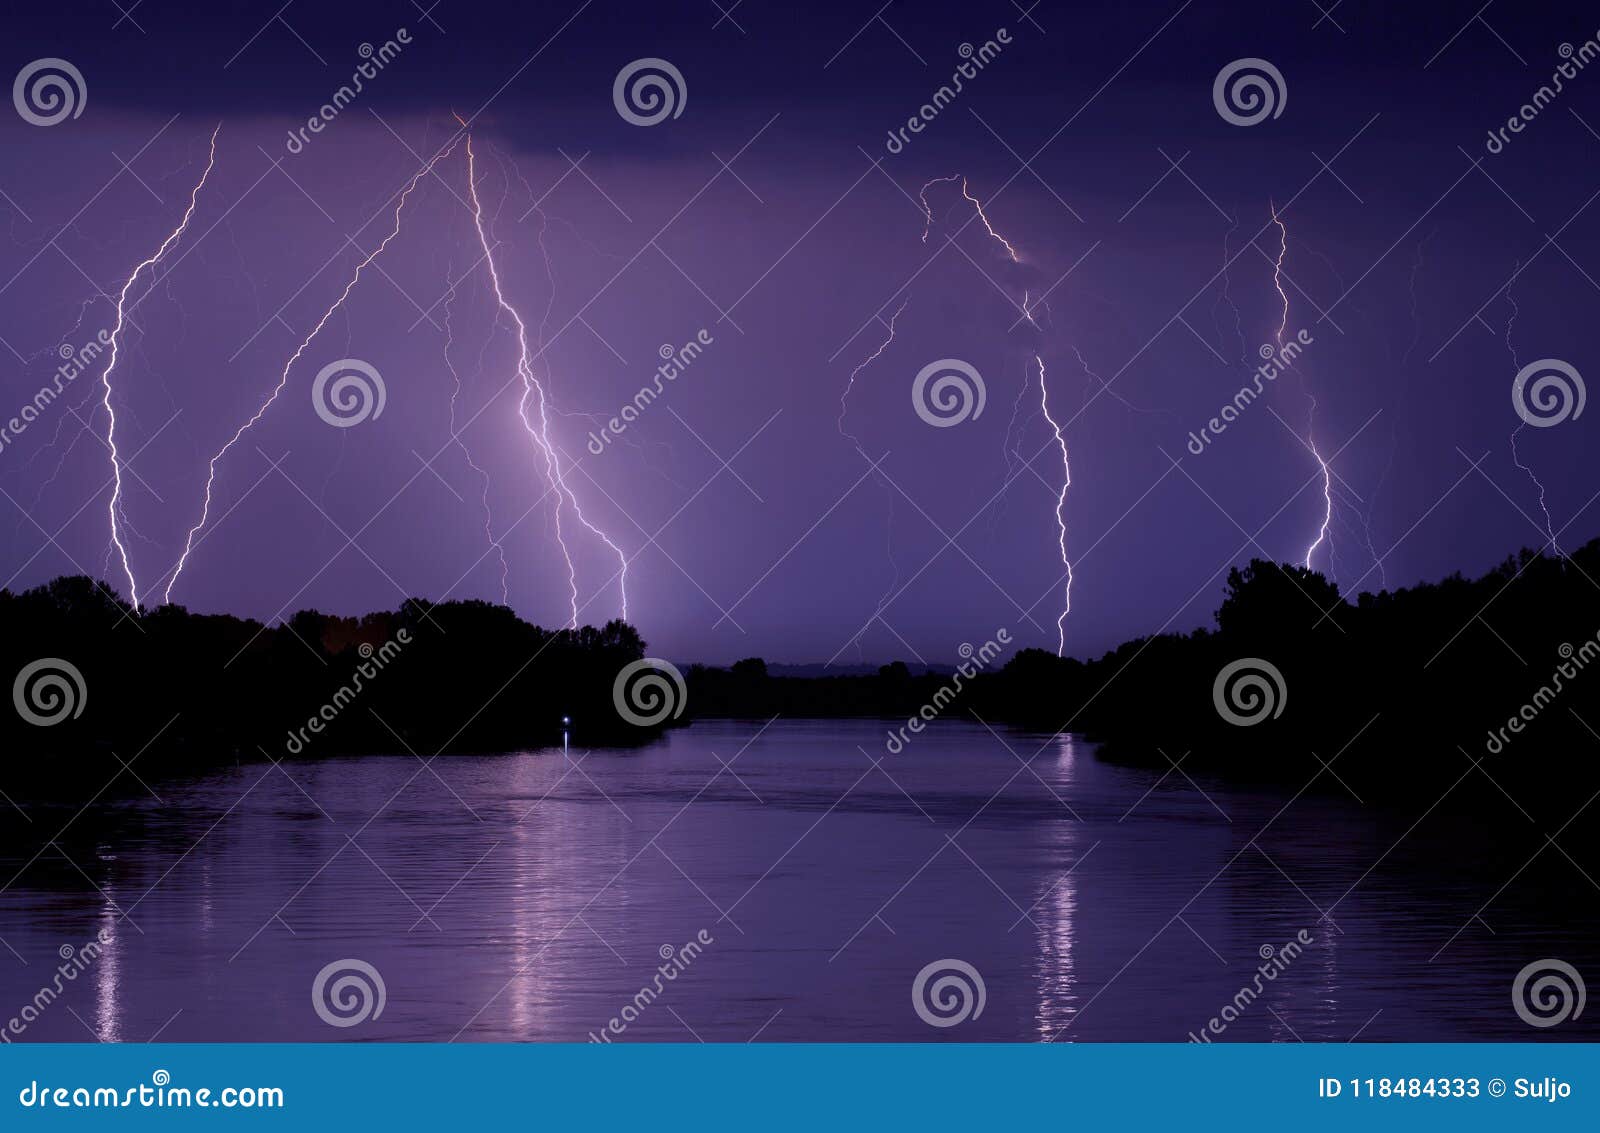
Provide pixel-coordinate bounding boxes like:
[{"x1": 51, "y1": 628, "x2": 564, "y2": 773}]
[{"x1": 4, "y1": 538, "x2": 1599, "y2": 853}]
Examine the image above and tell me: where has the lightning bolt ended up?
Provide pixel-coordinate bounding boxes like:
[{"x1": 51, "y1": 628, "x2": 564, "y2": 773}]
[
  {"x1": 920, "y1": 174, "x2": 1023, "y2": 266},
  {"x1": 498, "y1": 141, "x2": 684, "y2": 490},
  {"x1": 1271, "y1": 202, "x2": 1334, "y2": 574},
  {"x1": 922, "y1": 175, "x2": 1072, "y2": 651},
  {"x1": 923, "y1": 176, "x2": 1038, "y2": 538},
  {"x1": 838, "y1": 298, "x2": 909, "y2": 448},
  {"x1": 1503, "y1": 267, "x2": 1561, "y2": 556},
  {"x1": 162, "y1": 134, "x2": 461, "y2": 605},
  {"x1": 837, "y1": 298, "x2": 910, "y2": 653},
  {"x1": 1215, "y1": 209, "x2": 1247, "y2": 365},
  {"x1": 95, "y1": 124, "x2": 221, "y2": 609},
  {"x1": 460, "y1": 126, "x2": 627, "y2": 627},
  {"x1": 1035, "y1": 353, "x2": 1072, "y2": 655}
]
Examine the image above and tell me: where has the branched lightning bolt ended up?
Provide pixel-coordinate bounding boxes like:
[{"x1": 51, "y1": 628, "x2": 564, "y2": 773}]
[
  {"x1": 922, "y1": 174, "x2": 1043, "y2": 537},
  {"x1": 96, "y1": 124, "x2": 221, "y2": 609},
  {"x1": 461, "y1": 128, "x2": 627, "y2": 627},
  {"x1": 498, "y1": 145, "x2": 683, "y2": 489},
  {"x1": 922, "y1": 175, "x2": 1072, "y2": 651},
  {"x1": 1272, "y1": 202, "x2": 1333, "y2": 574},
  {"x1": 163, "y1": 135, "x2": 461, "y2": 605}
]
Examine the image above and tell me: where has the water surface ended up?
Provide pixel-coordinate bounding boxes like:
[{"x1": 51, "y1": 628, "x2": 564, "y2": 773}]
[{"x1": 1, "y1": 720, "x2": 1593, "y2": 1041}]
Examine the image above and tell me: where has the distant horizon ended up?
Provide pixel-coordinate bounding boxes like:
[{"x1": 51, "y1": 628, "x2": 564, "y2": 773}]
[{"x1": 18, "y1": 526, "x2": 1586, "y2": 671}]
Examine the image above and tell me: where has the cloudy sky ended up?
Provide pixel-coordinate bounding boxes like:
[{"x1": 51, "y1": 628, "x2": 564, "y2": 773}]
[{"x1": 0, "y1": 0, "x2": 1594, "y2": 665}]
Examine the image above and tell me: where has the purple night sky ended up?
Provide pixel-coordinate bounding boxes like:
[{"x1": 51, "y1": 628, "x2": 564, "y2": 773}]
[{"x1": 0, "y1": 1, "x2": 1594, "y2": 666}]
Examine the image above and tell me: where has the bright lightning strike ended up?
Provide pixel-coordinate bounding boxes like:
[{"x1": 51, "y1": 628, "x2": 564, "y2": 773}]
[
  {"x1": 921, "y1": 175, "x2": 1072, "y2": 651},
  {"x1": 920, "y1": 174, "x2": 1022, "y2": 265},
  {"x1": 1035, "y1": 353, "x2": 1072, "y2": 656},
  {"x1": 461, "y1": 129, "x2": 628, "y2": 628},
  {"x1": 163, "y1": 135, "x2": 462, "y2": 605},
  {"x1": 1271, "y1": 202, "x2": 1333, "y2": 573},
  {"x1": 98, "y1": 124, "x2": 221, "y2": 609}
]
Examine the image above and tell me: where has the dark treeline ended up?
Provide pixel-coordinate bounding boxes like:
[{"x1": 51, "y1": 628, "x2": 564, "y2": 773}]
[
  {"x1": 8, "y1": 536, "x2": 1600, "y2": 842},
  {"x1": 0, "y1": 577, "x2": 654, "y2": 802},
  {"x1": 691, "y1": 538, "x2": 1600, "y2": 831}
]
